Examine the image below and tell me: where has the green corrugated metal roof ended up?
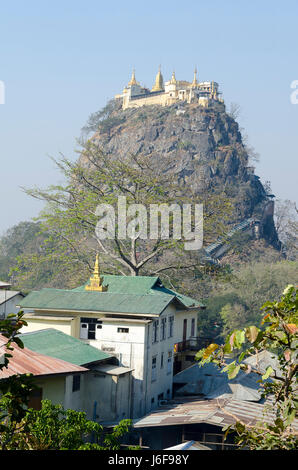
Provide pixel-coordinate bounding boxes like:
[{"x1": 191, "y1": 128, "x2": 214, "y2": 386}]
[
  {"x1": 19, "y1": 275, "x2": 204, "y2": 315},
  {"x1": 73, "y1": 275, "x2": 160, "y2": 294},
  {"x1": 19, "y1": 328, "x2": 111, "y2": 366},
  {"x1": 74, "y1": 275, "x2": 204, "y2": 308},
  {"x1": 151, "y1": 286, "x2": 205, "y2": 308},
  {"x1": 20, "y1": 288, "x2": 174, "y2": 315}
]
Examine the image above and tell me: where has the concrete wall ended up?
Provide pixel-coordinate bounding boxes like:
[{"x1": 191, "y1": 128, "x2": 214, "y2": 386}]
[
  {"x1": 21, "y1": 316, "x2": 73, "y2": 336},
  {"x1": 34, "y1": 375, "x2": 66, "y2": 406},
  {"x1": 83, "y1": 369, "x2": 132, "y2": 423}
]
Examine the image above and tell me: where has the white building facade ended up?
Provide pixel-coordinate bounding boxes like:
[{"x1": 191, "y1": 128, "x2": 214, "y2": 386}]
[{"x1": 20, "y1": 270, "x2": 204, "y2": 419}]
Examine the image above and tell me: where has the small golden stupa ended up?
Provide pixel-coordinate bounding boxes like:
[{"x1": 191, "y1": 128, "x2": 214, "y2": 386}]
[
  {"x1": 151, "y1": 65, "x2": 164, "y2": 92},
  {"x1": 128, "y1": 69, "x2": 138, "y2": 86},
  {"x1": 85, "y1": 253, "x2": 108, "y2": 292}
]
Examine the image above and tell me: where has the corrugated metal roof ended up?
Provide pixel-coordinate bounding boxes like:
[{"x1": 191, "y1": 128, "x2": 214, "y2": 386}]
[
  {"x1": 0, "y1": 290, "x2": 24, "y2": 306},
  {"x1": 174, "y1": 361, "x2": 263, "y2": 401},
  {"x1": 94, "y1": 364, "x2": 134, "y2": 375},
  {"x1": 73, "y1": 275, "x2": 160, "y2": 294},
  {"x1": 19, "y1": 275, "x2": 204, "y2": 316},
  {"x1": 132, "y1": 396, "x2": 298, "y2": 431},
  {"x1": 165, "y1": 440, "x2": 211, "y2": 450},
  {"x1": 20, "y1": 289, "x2": 175, "y2": 315},
  {"x1": 19, "y1": 328, "x2": 111, "y2": 366},
  {"x1": 0, "y1": 281, "x2": 12, "y2": 289},
  {"x1": 0, "y1": 334, "x2": 88, "y2": 379}
]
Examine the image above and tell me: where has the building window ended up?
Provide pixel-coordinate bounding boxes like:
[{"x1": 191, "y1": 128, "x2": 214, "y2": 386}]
[
  {"x1": 152, "y1": 320, "x2": 159, "y2": 344},
  {"x1": 151, "y1": 356, "x2": 157, "y2": 382},
  {"x1": 117, "y1": 327, "x2": 129, "y2": 333},
  {"x1": 167, "y1": 351, "x2": 172, "y2": 374},
  {"x1": 28, "y1": 387, "x2": 43, "y2": 411},
  {"x1": 72, "y1": 374, "x2": 81, "y2": 392},
  {"x1": 160, "y1": 352, "x2": 164, "y2": 369},
  {"x1": 158, "y1": 393, "x2": 164, "y2": 403},
  {"x1": 191, "y1": 318, "x2": 195, "y2": 337},
  {"x1": 151, "y1": 397, "x2": 155, "y2": 404},
  {"x1": 186, "y1": 355, "x2": 195, "y2": 362},
  {"x1": 80, "y1": 318, "x2": 102, "y2": 340},
  {"x1": 168, "y1": 316, "x2": 174, "y2": 338},
  {"x1": 160, "y1": 317, "x2": 167, "y2": 341}
]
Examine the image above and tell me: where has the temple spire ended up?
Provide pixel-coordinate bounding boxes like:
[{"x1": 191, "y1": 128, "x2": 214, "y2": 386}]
[
  {"x1": 170, "y1": 70, "x2": 177, "y2": 84},
  {"x1": 191, "y1": 67, "x2": 199, "y2": 88},
  {"x1": 128, "y1": 69, "x2": 137, "y2": 86},
  {"x1": 151, "y1": 65, "x2": 164, "y2": 92},
  {"x1": 85, "y1": 253, "x2": 108, "y2": 292}
]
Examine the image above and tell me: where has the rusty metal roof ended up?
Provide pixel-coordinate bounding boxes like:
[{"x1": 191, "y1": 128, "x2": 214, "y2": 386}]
[
  {"x1": 132, "y1": 396, "x2": 298, "y2": 432},
  {"x1": 0, "y1": 334, "x2": 88, "y2": 379}
]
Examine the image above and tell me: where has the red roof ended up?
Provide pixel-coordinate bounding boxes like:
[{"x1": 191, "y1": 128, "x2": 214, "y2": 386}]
[{"x1": 0, "y1": 334, "x2": 88, "y2": 379}]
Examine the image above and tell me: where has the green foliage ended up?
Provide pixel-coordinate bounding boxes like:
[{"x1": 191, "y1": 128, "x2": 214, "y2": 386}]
[
  {"x1": 82, "y1": 99, "x2": 123, "y2": 135},
  {"x1": 0, "y1": 311, "x2": 37, "y2": 450},
  {"x1": 201, "y1": 260, "x2": 298, "y2": 340},
  {"x1": 196, "y1": 285, "x2": 298, "y2": 450},
  {"x1": 0, "y1": 221, "x2": 45, "y2": 283},
  {"x1": 17, "y1": 142, "x2": 232, "y2": 280},
  {"x1": 0, "y1": 398, "x2": 133, "y2": 450}
]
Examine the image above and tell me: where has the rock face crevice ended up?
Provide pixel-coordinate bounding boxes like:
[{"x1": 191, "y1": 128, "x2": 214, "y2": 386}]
[{"x1": 81, "y1": 100, "x2": 279, "y2": 249}]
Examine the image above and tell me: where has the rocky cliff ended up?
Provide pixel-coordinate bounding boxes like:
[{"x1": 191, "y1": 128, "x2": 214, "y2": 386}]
[{"x1": 81, "y1": 99, "x2": 280, "y2": 250}]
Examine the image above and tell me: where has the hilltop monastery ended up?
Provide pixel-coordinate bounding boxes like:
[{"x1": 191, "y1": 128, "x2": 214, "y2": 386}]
[{"x1": 115, "y1": 67, "x2": 224, "y2": 110}]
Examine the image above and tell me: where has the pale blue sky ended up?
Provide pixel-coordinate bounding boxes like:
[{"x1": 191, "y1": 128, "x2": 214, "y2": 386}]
[{"x1": 0, "y1": 0, "x2": 297, "y2": 234}]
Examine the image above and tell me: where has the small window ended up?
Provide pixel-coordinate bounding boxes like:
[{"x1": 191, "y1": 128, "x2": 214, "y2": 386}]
[
  {"x1": 168, "y1": 316, "x2": 174, "y2": 338},
  {"x1": 152, "y1": 320, "x2": 159, "y2": 344},
  {"x1": 117, "y1": 327, "x2": 129, "y2": 333},
  {"x1": 80, "y1": 318, "x2": 102, "y2": 340},
  {"x1": 167, "y1": 351, "x2": 172, "y2": 374},
  {"x1": 152, "y1": 356, "x2": 157, "y2": 382},
  {"x1": 160, "y1": 352, "x2": 164, "y2": 369},
  {"x1": 186, "y1": 355, "x2": 195, "y2": 362},
  {"x1": 28, "y1": 387, "x2": 43, "y2": 411},
  {"x1": 191, "y1": 318, "x2": 195, "y2": 337},
  {"x1": 160, "y1": 317, "x2": 167, "y2": 341},
  {"x1": 151, "y1": 397, "x2": 155, "y2": 404},
  {"x1": 72, "y1": 374, "x2": 81, "y2": 392}
]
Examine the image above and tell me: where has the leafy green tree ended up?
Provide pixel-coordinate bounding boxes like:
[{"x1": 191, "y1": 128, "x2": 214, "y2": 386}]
[
  {"x1": 219, "y1": 302, "x2": 248, "y2": 337},
  {"x1": 1, "y1": 399, "x2": 132, "y2": 450},
  {"x1": 0, "y1": 221, "x2": 44, "y2": 283},
  {"x1": 196, "y1": 285, "x2": 298, "y2": 450},
  {"x1": 201, "y1": 260, "x2": 298, "y2": 340},
  {"x1": 19, "y1": 143, "x2": 232, "y2": 279}
]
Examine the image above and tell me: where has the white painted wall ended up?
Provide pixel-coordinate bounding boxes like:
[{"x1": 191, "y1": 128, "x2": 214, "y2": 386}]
[
  {"x1": 21, "y1": 303, "x2": 200, "y2": 420},
  {"x1": 21, "y1": 317, "x2": 72, "y2": 335}
]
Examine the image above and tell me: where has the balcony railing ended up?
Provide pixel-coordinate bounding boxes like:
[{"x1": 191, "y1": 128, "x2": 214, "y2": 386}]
[{"x1": 174, "y1": 337, "x2": 212, "y2": 353}]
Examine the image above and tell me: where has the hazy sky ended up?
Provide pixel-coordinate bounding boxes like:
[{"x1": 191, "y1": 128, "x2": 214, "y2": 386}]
[{"x1": 0, "y1": 0, "x2": 297, "y2": 235}]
